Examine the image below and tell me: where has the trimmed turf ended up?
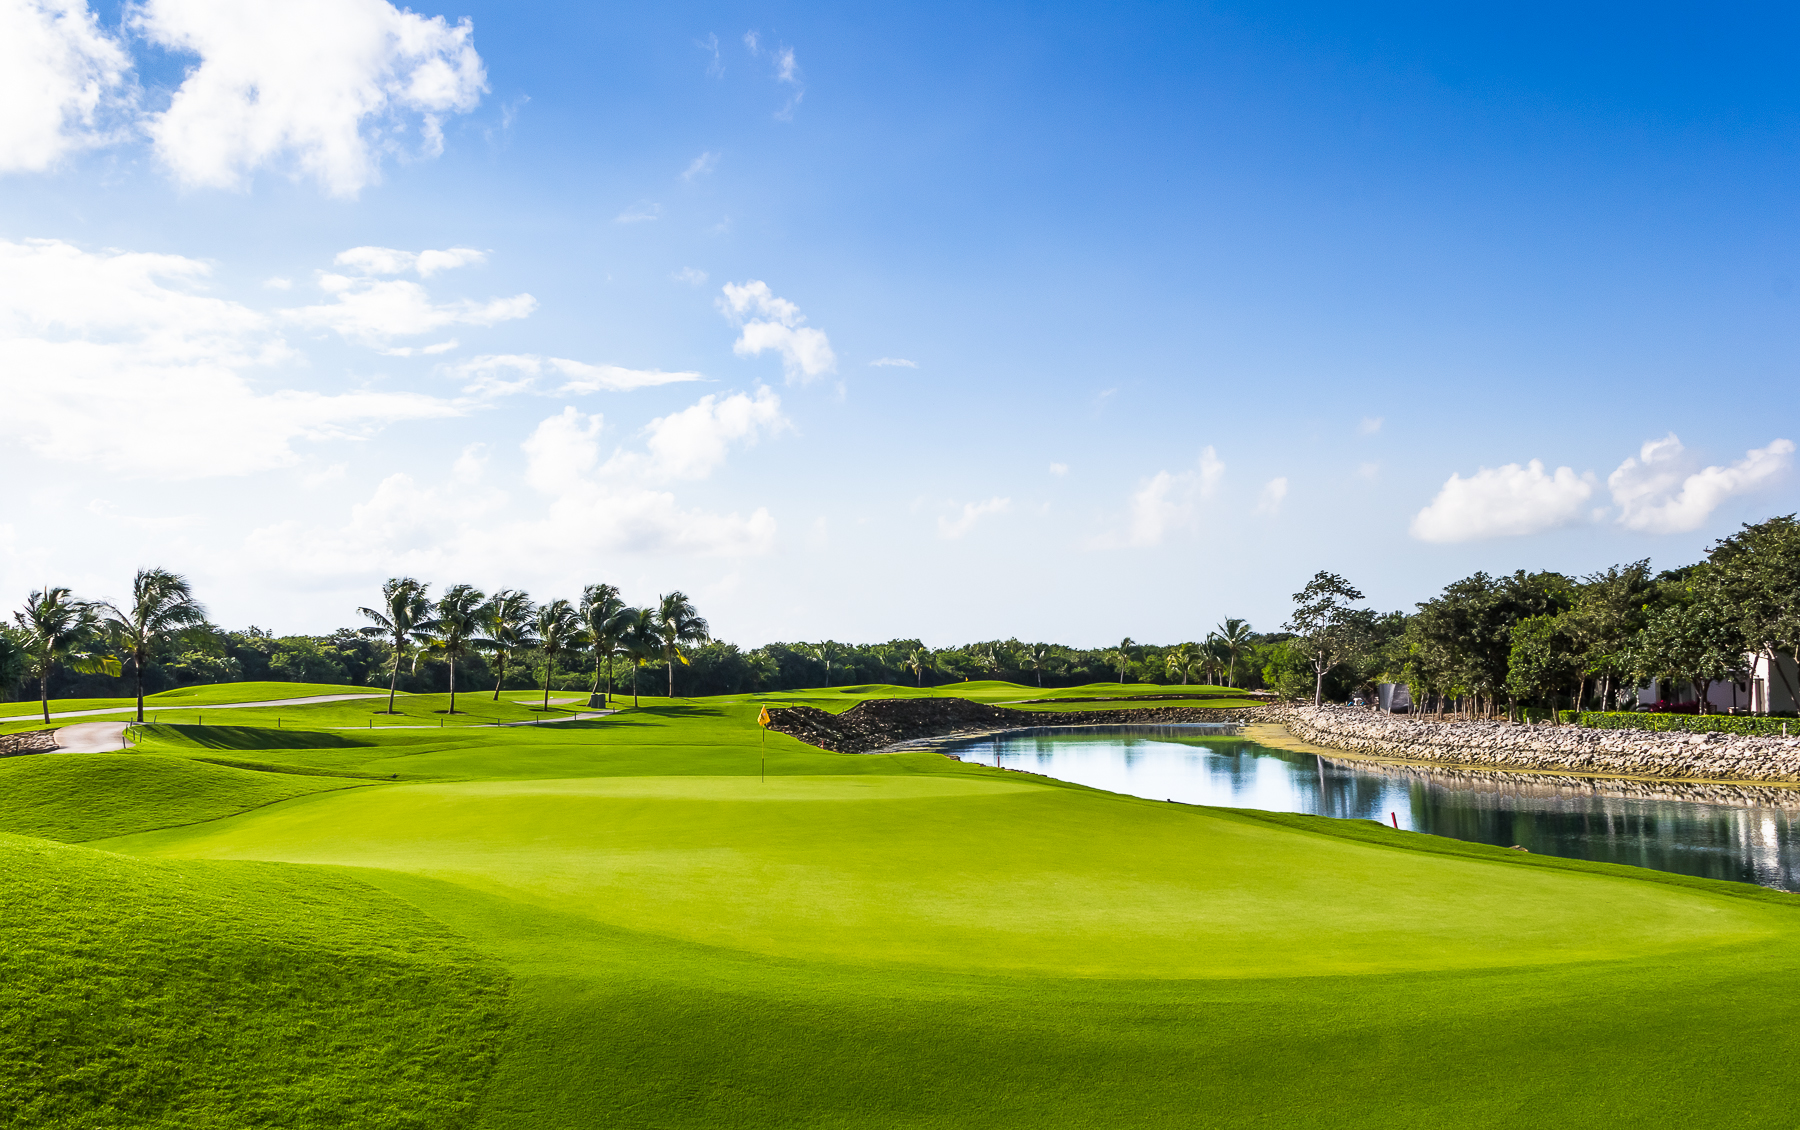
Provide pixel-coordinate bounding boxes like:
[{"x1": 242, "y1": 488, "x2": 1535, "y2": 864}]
[
  {"x1": 14, "y1": 686, "x2": 1800, "y2": 1126},
  {"x1": 0, "y1": 834, "x2": 508, "y2": 1130}
]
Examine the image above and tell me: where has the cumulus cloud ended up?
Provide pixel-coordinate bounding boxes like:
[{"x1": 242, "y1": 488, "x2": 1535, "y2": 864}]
[
  {"x1": 1091, "y1": 448, "x2": 1228, "y2": 549},
  {"x1": 134, "y1": 0, "x2": 486, "y2": 197},
  {"x1": 938, "y1": 497, "x2": 1010, "y2": 539},
  {"x1": 0, "y1": 237, "x2": 461, "y2": 478},
  {"x1": 1410, "y1": 460, "x2": 1595, "y2": 542},
  {"x1": 1609, "y1": 434, "x2": 1794, "y2": 534},
  {"x1": 604, "y1": 387, "x2": 787, "y2": 481},
  {"x1": 718, "y1": 280, "x2": 835, "y2": 382},
  {"x1": 450, "y1": 354, "x2": 701, "y2": 397},
  {"x1": 672, "y1": 267, "x2": 708, "y2": 287},
  {"x1": 0, "y1": 0, "x2": 130, "y2": 172},
  {"x1": 285, "y1": 249, "x2": 533, "y2": 346}
]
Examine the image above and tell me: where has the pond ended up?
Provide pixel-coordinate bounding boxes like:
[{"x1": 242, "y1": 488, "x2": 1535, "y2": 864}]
[{"x1": 939, "y1": 725, "x2": 1800, "y2": 892}]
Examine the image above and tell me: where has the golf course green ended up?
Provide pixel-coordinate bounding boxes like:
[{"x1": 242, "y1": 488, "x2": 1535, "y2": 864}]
[{"x1": 7, "y1": 681, "x2": 1800, "y2": 1128}]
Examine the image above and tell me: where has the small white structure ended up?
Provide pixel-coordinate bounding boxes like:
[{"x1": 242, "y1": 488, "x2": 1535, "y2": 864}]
[
  {"x1": 1634, "y1": 651, "x2": 1797, "y2": 713},
  {"x1": 1376, "y1": 682, "x2": 1412, "y2": 713}
]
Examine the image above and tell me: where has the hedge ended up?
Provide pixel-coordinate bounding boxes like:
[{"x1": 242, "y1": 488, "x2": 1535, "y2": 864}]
[{"x1": 1570, "y1": 711, "x2": 1799, "y2": 737}]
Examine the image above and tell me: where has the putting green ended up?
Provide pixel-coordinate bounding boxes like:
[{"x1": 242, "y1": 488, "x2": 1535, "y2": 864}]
[{"x1": 105, "y1": 772, "x2": 1774, "y2": 978}]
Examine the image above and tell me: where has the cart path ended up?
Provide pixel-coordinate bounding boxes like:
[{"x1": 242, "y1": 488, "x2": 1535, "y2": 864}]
[{"x1": 9, "y1": 693, "x2": 587, "y2": 725}]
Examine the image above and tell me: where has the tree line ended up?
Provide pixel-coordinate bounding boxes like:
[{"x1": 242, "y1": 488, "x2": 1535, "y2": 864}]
[{"x1": 8, "y1": 513, "x2": 1796, "y2": 722}]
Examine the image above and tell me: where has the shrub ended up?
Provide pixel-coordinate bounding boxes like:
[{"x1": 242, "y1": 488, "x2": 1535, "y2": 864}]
[{"x1": 1571, "y1": 711, "x2": 1799, "y2": 736}]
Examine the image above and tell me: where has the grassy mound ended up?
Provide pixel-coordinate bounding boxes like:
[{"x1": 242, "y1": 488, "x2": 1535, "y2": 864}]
[
  {"x1": 0, "y1": 754, "x2": 380, "y2": 842},
  {"x1": 0, "y1": 834, "x2": 507, "y2": 1130}
]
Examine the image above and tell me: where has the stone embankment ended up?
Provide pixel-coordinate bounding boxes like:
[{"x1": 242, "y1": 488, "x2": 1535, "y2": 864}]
[
  {"x1": 1280, "y1": 705, "x2": 1800, "y2": 784},
  {"x1": 768, "y1": 698, "x2": 1257, "y2": 755},
  {"x1": 0, "y1": 730, "x2": 57, "y2": 757}
]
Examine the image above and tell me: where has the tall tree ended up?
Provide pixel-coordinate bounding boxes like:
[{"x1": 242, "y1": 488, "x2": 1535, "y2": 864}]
[
  {"x1": 1111, "y1": 637, "x2": 1136, "y2": 683},
  {"x1": 1626, "y1": 590, "x2": 1747, "y2": 716},
  {"x1": 803, "y1": 640, "x2": 846, "y2": 686},
  {"x1": 908, "y1": 646, "x2": 934, "y2": 687},
  {"x1": 1505, "y1": 615, "x2": 1580, "y2": 722},
  {"x1": 431, "y1": 584, "x2": 486, "y2": 715},
  {"x1": 1018, "y1": 643, "x2": 1055, "y2": 687},
  {"x1": 13, "y1": 587, "x2": 119, "y2": 725},
  {"x1": 623, "y1": 606, "x2": 660, "y2": 706},
  {"x1": 1705, "y1": 516, "x2": 1800, "y2": 711},
  {"x1": 653, "y1": 592, "x2": 710, "y2": 698},
  {"x1": 1213, "y1": 619, "x2": 1253, "y2": 688},
  {"x1": 533, "y1": 599, "x2": 584, "y2": 712},
  {"x1": 1285, "y1": 572, "x2": 1369, "y2": 707},
  {"x1": 581, "y1": 583, "x2": 630, "y2": 704},
  {"x1": 100, "y1": 568, "x2": 209, "y2": 723},
  {"x1": 478, "y1": 590, "x2": 537, "y2": 701},
  {"x1": 357, "y1": 578, "x2": 438, "y2": 715}
]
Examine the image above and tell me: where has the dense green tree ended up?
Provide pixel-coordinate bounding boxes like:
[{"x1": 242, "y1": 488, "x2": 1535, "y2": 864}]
[
  {"x1": 1705, "y1": 515, "x2": 1800, "y2": 710},
  {"x1": 802, "y1": 641, "x2": 847, "y2": 685},
  {"x1": 13, "y1": 587, "x2": 119, "y2": 724},
  {"x1": 1626, "y1": 597, "x2": 1747, "y2": 716},
  {"x1": 532, "y1": 599, "x2": 584, "y2": 712},
  {"x1": 357, "y1": 578, "x2": 438, "y2": 715},
  {"x1": 1284, "y1": 572, "x2": 1370, "y2": 707},
  {"x1": 653, "y1": 592, "x2": 710, "y2": 698},
  {"x1": 582, "y1": 584, "x2": 631, "y2": 705},
  {"x1": 430, "y1": 584, "x2": 486, "y2": 715},
  {"x1": 1505, "y1": 615, "x2": 1580, "y2": 721},
  {"x1": 99, "y1": 568, "x2": 209, "y2": 723},
  {"x1": 477, "y1": 590, "x2": 536, "y2": 701}
]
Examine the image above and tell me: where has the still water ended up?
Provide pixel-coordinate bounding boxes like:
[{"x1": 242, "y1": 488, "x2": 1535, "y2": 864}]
[{"x1": 941, "y1": 725, "x2": 1800, "y2": 892}]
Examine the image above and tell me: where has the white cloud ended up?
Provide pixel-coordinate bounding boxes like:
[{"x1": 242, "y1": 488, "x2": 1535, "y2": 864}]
[
  {"x1": 1255, "y1": 477, "x2": 1289, "y2": 516},
  {"x1": 0, "y1": 0, "x2": 129, "y2": 172},
  {"x1": 938, "y1": 497, "x2": 1010, "y2": 539},
  {"x1": 1358, "y1": 416, "x2": 1383, "y2": 436},
  {"x1": 263, "y1": 276, "x2": 292, "y2": 290},
  {"x1": 605, "y1": 387, "x2": 786, "y2": 481},
  {"x1": 336, "y1": 245, "x2": 485, "y2": 277},
  {"x1": 285, "y1": 255, "x2": 533, "y2": 346},
  {"x1": 673, "y1": 267, "x2": 708, "y2": 286},
  {"x1": 449, "y1": 354, "x2": 701, "y2": 397},
  {"x1": 134, "y1": 0, "x2": 486, "y2": 197},
  {"x1": 615, "y1": 202, "x2": 661, "y2": 224},
  {"x1": 1357, "y1": 461, "x2": 1379, "y2": 480},
  {"x1": 718, "y1": 280, "x2": 836, "y2": 382},
  {"x1": 1609, "y1": 433, "x2": 1793, "y2": 534},
  {"x1": 682, "y1": 151, "x2": 718, "y2": 180},
  {"x1": 1199, "y1": 445, "x2": 1225, "y2": 498},
  {"x1": 0, "y1": 237, "x2": 462, "y2": 479},
  {"x1": 1410, "y1": 460, "x2": 1594, "y2": 542},
  {"x1": 1049, "y1": 462, "x2": 1069, "y2": 477},
  {"x1": 869, "y1": 357, "x2": 916, "y2": 368}
]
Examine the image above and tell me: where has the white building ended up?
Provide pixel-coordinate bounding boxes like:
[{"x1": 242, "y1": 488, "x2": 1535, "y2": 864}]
[{"x1": 1635, "y1": 652, "x2": 1797, "y2": 713}]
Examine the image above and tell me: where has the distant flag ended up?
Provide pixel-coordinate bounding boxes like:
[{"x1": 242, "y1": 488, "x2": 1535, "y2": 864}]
[{"x1": 757, "y1": 705, "x2": 771, "y2": 728}]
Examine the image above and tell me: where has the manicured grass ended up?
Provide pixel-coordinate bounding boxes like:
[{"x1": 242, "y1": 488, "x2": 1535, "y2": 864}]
[
  {"x1": 0, "y1": 681, "x2": 389, "y2": 721},
  {"x1": 13, "y1": 684, "x2": 1800, "y2": 1126},
  {"x1": 0, "y1": 834, "x2": 508, "y2": 1130}
]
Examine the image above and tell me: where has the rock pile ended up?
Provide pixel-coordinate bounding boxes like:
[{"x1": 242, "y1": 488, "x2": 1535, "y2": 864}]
[
  {"x1": 767, "y1": 698, "x2": 1262, "y2": 755},
  {"x1": 0, "y1": 730, "x2": 58, "y2": 757},
  {"x1": 1279, "y1": 705, "x2": 1800, "y2": 783}
]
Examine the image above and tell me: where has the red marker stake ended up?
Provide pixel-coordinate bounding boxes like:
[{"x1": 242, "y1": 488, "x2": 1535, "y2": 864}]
[{"x1": 1390, "y1": 812, "x2": 1399, "y2": 829}]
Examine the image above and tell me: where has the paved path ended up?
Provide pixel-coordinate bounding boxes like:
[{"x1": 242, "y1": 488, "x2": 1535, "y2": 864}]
[
  {"x1": 8, "y1": 693, "x2": 392, "y2": 725},
  {"x1": 52, "y1": 722, "x2": 131, "y2": 752}
]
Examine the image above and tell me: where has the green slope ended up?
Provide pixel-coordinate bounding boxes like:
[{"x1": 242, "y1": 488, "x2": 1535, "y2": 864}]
[
  {"x1": 17, "y1": 690, "x2": 1800, "y2": 1126},
  {"x1": 0, "y1": 835, "x2": 507, "y2": 1130}
]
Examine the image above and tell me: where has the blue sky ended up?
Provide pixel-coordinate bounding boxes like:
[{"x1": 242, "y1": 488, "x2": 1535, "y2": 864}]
[{"x1": 2, "y1": 0, "x2": 1796, "y2": 645}]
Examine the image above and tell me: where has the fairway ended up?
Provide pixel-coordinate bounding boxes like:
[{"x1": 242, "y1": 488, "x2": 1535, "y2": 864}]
[{"x1": 12, "y1": 685, "x2": 1800, "y2": 1127}]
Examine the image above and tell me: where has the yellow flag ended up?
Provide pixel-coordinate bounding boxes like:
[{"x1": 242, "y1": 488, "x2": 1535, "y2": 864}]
[{"x1": 757, "y1": 705, "x2": 771, "y2": 728}]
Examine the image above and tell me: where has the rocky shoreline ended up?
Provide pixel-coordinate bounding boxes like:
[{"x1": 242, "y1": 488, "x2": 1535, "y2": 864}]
[
  {"x1": 1278, "y1": 705, "x2": 1800, "y2": 785},
  {"x1": 765, "y1": 698, "x2": 1255, "y2": 755}
]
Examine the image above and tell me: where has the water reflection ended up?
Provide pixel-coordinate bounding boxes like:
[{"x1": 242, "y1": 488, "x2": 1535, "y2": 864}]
[{"x1": 942, "y1": 726, "x2": 1800, "y2": 892}]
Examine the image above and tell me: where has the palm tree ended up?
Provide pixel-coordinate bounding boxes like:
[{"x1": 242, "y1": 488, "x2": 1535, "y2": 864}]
[
  {"x1": 907, "y1": 646, "x2": 934, "y2": 687},
  {"x1": 1165, "y1": 642, "x2": 1197, "y2": 686},
  {"x1": 1018, "y1": 643, "x2": 1054, "y2": 687},
  {"x1": 581, "y1": 583, "x2": 629, "y2": 704},
  {"x1": 533, "y1": 599, "x2": 584, "y2": 712},
  {"x1": 478, "y1": 589, "x2": 536, "y2": 700},
  {"x1": 431, "y1": 584, "x2": 485, "y2": 715},
  {"x1": 1214, "y1": 618, "x2": 1253, "y2": 688},
  {"x1": 14, "y1": 587, "x2": 118, "y2": 725},
  {"x1": 1111, "y1": 637, "x2": 1136, "y2": 683},
  {"x1": 803, "y1": 640, "x2": 845, "y2": 686},
  {"x1": 99, "y1": 568, "x2": 209, "y2": 723},
  {"x1": 653, "y1": 591, "x2": 710, "y2": 698},
  {"x1": 622, "y1": 607, "x2": 660, "y2": 706},
  {"x1": 358, "y1": 577, "x2": 438, "y2": 714},
  {"x1": 982, "y1": 642, "x2": 1013, "y2": 679}
]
